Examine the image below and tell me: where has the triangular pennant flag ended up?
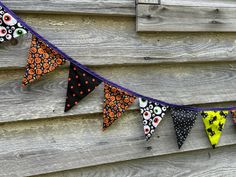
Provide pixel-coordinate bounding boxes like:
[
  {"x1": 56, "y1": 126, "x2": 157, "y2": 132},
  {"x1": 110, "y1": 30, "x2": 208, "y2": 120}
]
[
  {"x1": 231, "y1": 110, "x2": 236, "y2": 125},
  {"x1": 65, "y1": 63, "x2": 102, "y2": 112},
  {"x1": 0, "y1": 5, "x2": 28, "y2": 43},
  {"x1": 201, "y1": 111, "x2": 229, "y2": 148},
  {"x1": 170, "y1": 107, "x2": 198, "y2": 149},
  {"x1": 103, "y1": 83, "x2": 136, "y2": 130},
  {"x1": 139, "y1": 98, "x2": 168, "y2": 140},
  {"x1": 22, "y1": 35, "x2": 66, "y2": 86}
]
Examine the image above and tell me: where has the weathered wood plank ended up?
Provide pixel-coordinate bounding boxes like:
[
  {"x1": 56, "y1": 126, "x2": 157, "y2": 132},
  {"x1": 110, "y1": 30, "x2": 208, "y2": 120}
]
[
  {"x1": 0, "y1": 111, "x2": 235, "y2": 176},
  {"x1": 0, "y1": 2, "x2": 235, "y2": 177},
  {"x1": 1, "y1": 0, "x2": 135, "y2": 16},
  {"x1": 1, "y1": 63, "x2": 236, "y2": 123},
  {"x1": 35, "y1": 144, "x2": 236, "y2": 177},
  {"x1": 137, "y1": 0, "x2": 159, "y2": 4},
  {"x1": 2, "y1": 15, "x2": 236, "y2": 69},
  {"x1": 161, "y1": 0, "x2": 236, "y2": 7},
  {"x1": 137, "y1": 4, "x2": 236, "y2": 32}
]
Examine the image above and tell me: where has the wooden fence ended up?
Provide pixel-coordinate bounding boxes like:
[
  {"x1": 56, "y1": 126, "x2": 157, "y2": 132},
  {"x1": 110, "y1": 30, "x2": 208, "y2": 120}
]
[{"x1": 0, "y1": 0, "x2": 236, "y2": 176}]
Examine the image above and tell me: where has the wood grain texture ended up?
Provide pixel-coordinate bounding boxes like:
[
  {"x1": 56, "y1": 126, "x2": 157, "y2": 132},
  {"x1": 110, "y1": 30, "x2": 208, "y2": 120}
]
[
  {"x1": 137, "y1": 4, "x2": 236, "y2": 32},
  {"x1": 161, "y1": 0, "x2": 236, "y2": 7},
  {"x1": 1, "y1": 0, "x2": 135, "y2": 16},
  {"x1": 0, "y1": 111, "x2": 235, "y2": 176},
  {"x1": 2, "y1": 15, "x2": 236, "y2": 69},
  {"x1": 1, "y1": 63, "x2": 236, "y2": 123},
  {"x1": 137, "y1": 0, "x2": 159, "y2": 4},
  {"x1": 35, "y1": 144, "x2": 236, "y2": 177},
  {"x1": 0, "y1": 2, "x2": 236, "y2": 177}
]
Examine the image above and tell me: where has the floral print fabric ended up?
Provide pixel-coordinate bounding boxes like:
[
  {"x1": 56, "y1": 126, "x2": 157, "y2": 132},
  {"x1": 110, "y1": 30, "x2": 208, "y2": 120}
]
[
  {"x1": 139, "y1": 98, "x2": 168, "y2": 140},
  {"x1": 65, "y1": 63, "x2": 102, "y2": 112},
  {"x1": 0, "y1": 5, "x2": 27, "y2": 42},
  {"x1": 103, "y1": 83, "x2": 136, "y2": 130},
  {"x1": 231, "y1": 110, "x2": 236, "y2": 125},
  {"x1": 22, "y1": 35, "x2": 66, "y2": 86},
  {"x1": 171, "y1": 107, "x2": 198, "y2": 149},
  {"x1": 201, "y1": 111, "x2": 229, "y2": 148}
]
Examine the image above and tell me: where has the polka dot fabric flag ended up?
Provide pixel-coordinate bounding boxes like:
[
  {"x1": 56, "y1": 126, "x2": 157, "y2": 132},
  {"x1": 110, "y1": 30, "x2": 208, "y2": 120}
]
[
  {"x1": 22, "y1": 35, "x2": 66, "y2": 86},
  {"x1": 0, "y1": 5, "x2": 28, "y2": 43},
  {"x1": 231, "y1": 110, "x2": 236, "y2": 125},
  {"x1": 103, "y1": 83, "x2": 136, "y2": 130},
  {"x1": 139, "y1": 98, "x2": 168, "y2": 140},
  {"x1": 170, "y1": 107, "x2": 198, "y2": 149},
  {"x1": 201, "y1": 111, "x2": 229, "y2": 148},
  {"x1": 65, "y1": 63, "x2": 102, "y2": 112}
]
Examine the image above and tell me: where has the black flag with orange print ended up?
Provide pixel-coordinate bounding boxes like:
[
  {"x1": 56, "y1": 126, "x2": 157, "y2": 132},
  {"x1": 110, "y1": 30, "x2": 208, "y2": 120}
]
[{"x1": 65, "y1": 63, "x2": 102, "y2": 112}]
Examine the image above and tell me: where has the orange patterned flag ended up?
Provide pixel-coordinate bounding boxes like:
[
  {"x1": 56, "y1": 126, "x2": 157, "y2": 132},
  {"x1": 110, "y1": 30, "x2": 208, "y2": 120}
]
[
  {"x1": 22, "y1": 35, "x2": 66, "y2": 86},
  {"x1": 231, "y1": 110, "x2": 236, "y2": 125},
  {"x1": 103, "y1": 83, "x2": 136, "y2": 130}
]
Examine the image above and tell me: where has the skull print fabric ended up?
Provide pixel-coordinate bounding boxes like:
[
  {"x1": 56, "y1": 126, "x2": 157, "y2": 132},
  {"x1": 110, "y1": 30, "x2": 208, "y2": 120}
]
[
  {"x1": 22, "y1": 35, "x2": 66, "y2": 86},
  {"x1": 0, "y1": 6, "x2": 27, "y2": 42},
  {"x1": 170, "y1": 107, "x2": 198, "y2": 149},
  {"x1": 103, "y1": 83, "x2": 136, "y2": 130},
  {"x1": 139, "y1": 98, "x2": 168, "y2": 140},
  {"x1": 65, "y1": 63, "x2": 102, "y2": 112},
  {"x1": 201, "y1": 111, "x2": 229, "y2": 148}
]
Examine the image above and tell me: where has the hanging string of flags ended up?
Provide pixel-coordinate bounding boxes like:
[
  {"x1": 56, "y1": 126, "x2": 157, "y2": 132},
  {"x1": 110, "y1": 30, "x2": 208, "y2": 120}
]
[{"x1": 0, "y1": 1, "x2": 235, "y2": 149}]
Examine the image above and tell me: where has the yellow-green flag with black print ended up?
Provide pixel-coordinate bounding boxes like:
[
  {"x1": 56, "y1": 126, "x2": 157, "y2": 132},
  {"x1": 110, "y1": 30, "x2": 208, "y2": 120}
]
[{"x1": 201, "y1": 111, "x2": 229, "y2": 148}]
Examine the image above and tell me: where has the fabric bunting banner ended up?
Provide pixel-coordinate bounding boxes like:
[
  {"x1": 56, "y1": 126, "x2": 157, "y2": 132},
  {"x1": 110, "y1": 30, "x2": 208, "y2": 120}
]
[
  {"x1": 22, "y1": 35, "x2": 66, "y2": 86},
  {"x1": 170, "y1": 107, "x2": 198, "y2": 149},
  {"x1": 65, "y1": 63, "x2": 102, "y2": 112},
  {"x1": 1, "y1": 1, "x2": 236, "y2": 150},
  {"x1": 139, "y1": 98, "x2": 168, "y2": 140},
  {"x1": 201, "y1": 111, "x2": 229, "y2": 148},
  {"x1": 0, "y1": 5, "x2": 27, "y2": 43},
  {"x1": 103, "y1": 83, "x2": 136, "y2": 130}
]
